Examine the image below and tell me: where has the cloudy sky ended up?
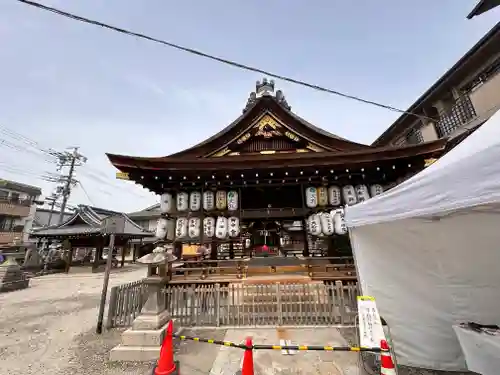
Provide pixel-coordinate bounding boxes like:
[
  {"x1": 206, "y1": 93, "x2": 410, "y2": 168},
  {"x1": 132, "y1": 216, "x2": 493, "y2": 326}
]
[{"x1": 0, "y1": 0, "x2": 498, "y2": 213}]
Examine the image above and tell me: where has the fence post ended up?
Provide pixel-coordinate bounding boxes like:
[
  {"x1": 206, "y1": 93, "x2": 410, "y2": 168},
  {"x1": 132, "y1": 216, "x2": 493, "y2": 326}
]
[
  {"x1": 215, "y1": 283, "x2": 221, "y2": 327},
  {"x1": 335, "y1": 281, "x2": 345, "y2": 325},
  {"x1": 106, "y1": 286, "x2": 118, "y2": 329},
  {"x1": 276, "y1": 282, "x2": 283, "y2": 326}
]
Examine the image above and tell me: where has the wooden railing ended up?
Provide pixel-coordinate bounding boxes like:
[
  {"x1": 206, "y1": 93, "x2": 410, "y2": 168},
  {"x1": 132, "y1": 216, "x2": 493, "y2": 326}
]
[
  {"x1": 106, "y1": 279, "x2": 359, "y2": 328},
  {"x1": 170, "y1": 257, "x2": 356, "y2": 283},
  {"x1": 106, "y1": 279, "x2": 148, "y2": 328}
]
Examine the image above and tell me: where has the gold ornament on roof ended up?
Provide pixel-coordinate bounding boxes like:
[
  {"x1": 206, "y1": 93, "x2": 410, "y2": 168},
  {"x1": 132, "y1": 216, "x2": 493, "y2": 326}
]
[{"x1": 254, "y1": 114, "x2": 282, "y2": 138}]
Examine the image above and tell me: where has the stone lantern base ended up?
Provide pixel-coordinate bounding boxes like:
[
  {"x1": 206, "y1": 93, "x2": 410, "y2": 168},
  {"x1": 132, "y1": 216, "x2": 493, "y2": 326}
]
[{"x1": 109, "y1": 276, "x2": 178, "y2": 362}]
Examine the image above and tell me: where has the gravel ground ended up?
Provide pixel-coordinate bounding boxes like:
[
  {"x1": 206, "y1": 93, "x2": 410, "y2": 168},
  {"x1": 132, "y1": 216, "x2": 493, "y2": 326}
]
[{"x1": 0, "y1": 267, "x2": 158, "y2": 375}]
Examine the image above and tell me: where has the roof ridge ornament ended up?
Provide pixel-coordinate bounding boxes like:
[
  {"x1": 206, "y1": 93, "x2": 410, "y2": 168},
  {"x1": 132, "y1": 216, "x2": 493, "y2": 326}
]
[{"x1": 242, "y1": 78, "x2": 291, "y2": 113}]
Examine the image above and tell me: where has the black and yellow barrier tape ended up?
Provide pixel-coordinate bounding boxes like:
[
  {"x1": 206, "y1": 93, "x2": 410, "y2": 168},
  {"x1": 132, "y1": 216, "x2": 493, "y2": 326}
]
[
  {"x1": 175, "y1": 334, "x2": 247, "y2": 349},
  {"x1": 253, "y1": 345, "x2": 382, "y2": 352},
  {"x1": 173, "y1": 334, "x2": 382, "y2": 353}
]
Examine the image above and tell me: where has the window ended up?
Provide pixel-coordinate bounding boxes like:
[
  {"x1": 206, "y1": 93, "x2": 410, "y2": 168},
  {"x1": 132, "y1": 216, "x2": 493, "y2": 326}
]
[
  {"x1": 0, "y1": 215, "x2": 14, "y2": 231},
  {"x1": 0, "y1": 190, "x2": 8, "y2": 200}
]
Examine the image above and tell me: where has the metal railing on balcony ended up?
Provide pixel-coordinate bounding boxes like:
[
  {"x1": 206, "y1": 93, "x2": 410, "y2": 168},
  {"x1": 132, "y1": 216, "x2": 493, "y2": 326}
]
[
  {"x1": 436, "y1": 95, "x2": 477, "y2": 137},
  {"x1": 0, "y1": 197, "x2": 32, "y2": 207}
]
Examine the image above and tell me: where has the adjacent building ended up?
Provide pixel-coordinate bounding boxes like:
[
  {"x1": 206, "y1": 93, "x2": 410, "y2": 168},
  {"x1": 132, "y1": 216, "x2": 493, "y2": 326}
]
[
  {"x1": 0, "y1": 179, "x2": 42, "y2": 245},
  {"x1": 467, "y1": 0, "x2": 500, "y2": 18},
  {"x1": 373, "y1": 22, "x2": 500, "y2": 148}
]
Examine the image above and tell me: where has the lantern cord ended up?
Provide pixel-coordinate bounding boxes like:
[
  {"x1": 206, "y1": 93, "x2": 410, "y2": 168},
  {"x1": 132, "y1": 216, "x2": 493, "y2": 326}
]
[{"x1": 15, "y1": 0, "x2": 434, "y2": 122}]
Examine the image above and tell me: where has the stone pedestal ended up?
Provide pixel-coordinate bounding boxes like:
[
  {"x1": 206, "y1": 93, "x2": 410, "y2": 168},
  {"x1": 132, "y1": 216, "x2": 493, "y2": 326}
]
[
  {"x1": 0, "y1": 257, "x2": 30, "y2": 293},
  {"x1": 110, "y1": 275, "x2": 175, "y2": 362}
]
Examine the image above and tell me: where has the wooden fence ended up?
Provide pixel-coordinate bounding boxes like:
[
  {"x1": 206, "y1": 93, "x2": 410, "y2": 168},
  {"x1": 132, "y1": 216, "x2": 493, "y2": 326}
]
[
  {"x1": 164, "y1": 281, "x2": 359, "y2": 327},
  {"x1": 106, "y1": 279, "x2": 359, "y2": 329},
  {"x1": 106, "y1": 279, "x2": 149, "y2": 328}
]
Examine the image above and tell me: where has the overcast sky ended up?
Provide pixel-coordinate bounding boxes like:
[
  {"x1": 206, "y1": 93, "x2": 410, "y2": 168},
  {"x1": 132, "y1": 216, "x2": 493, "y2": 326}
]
[{"x1": 0, "y1": 0, "x2": 498, "y2": 213}]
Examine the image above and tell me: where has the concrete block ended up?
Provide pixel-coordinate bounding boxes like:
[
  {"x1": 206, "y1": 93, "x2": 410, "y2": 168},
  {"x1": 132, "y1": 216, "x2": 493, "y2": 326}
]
[
  {"x1": 109, "y1": 345, "x2": 161, "y2": 362},
  {"x1": 121, "y1": 327, "x2": 166, "y2": 347}
]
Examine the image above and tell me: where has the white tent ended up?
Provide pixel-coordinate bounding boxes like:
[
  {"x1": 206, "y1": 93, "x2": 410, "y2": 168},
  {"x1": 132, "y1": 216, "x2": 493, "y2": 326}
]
[{"x1": 345, "y1": 111, "x2": 500, "y2": 370}]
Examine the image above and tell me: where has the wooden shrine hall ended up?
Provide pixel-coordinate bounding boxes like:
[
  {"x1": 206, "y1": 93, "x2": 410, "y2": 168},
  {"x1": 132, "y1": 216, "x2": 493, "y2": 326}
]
[
  {"x1": 31, "y1": 205, "x2": 153, "y2": 272},
  {"x1": 106, "y1": 79, "x2": 446, "y2": 283}
]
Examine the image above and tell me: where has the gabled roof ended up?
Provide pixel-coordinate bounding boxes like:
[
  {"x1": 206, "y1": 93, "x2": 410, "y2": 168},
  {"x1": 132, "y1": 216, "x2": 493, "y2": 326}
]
[
  {"x1": 128, "y1": 204, "x2": 161, "y2": 219},
  {"x1": 163, "y1": 79, "x2": 371, "y2": 159},
  {"x1": 31, "y1": 205, "x2": 153, "y2": 237},
  {"x1": 108, "y1": 139, "x2": 447, "y2": 172}
]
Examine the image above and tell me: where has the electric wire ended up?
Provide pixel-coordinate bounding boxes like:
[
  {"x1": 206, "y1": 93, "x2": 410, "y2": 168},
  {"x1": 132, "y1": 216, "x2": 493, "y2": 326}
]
[
  {"x1": 77, "y1": 181, "x2": 96, "y2": 206},
  {"x1": 15, "y1": 0, "x2": 433, "y2": 122}
]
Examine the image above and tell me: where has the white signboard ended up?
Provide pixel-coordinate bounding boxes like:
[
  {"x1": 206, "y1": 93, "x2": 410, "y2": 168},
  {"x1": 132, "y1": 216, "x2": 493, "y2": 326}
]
[{"x1": 357, "y1": 296, "x2": 385, "y2": 348}]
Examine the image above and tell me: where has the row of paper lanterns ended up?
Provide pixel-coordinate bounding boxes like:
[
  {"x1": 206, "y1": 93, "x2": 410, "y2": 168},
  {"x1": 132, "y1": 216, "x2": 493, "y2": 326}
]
[
  {"x1": 160, "y1": 190, "x2": 239, "y2": 213},
  {"x1": 156, "y1": 216, "x2": 241, "y2": 239},
  {"x1": 307, "y1": 208, "x2": 347, "y2": 236},
  {"x1": 305, "y1": 184, "x2": 384, "y2": 208}
]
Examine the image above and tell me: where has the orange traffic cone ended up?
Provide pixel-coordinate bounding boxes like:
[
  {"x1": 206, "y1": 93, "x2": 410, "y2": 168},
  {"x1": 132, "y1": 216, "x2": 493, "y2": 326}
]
[
  {"x1": 154, "y1": 320, "x2": 179, "y2": 375},
  {"x1": 241, "y1": 337, "x2": 254, "y2": 375},
  {"x1": 380, "y1": 339, "x2": 396, "y2": 375}
]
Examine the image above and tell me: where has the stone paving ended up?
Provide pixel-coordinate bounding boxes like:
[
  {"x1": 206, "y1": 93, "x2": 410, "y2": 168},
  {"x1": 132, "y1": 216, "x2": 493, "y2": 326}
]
[{"x1": 209, "y1": 327, "x2": 365, "y2": 375}]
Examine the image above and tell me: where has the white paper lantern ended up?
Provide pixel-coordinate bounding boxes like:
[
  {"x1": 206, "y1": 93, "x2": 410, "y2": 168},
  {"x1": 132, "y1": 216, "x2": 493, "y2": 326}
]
[
  {"x1": 342, "y1": 185, "x2": 357, "y2": 206},
  {"x1": 370, "y1": 184, "x2": 384, "y2": 197},
  {"x1": 317, "y1": 187, "x2": 328, "y2": 206},
  {"x1": 159, "y1": 193, "x2": 173, "y2": 214},
  {"x1": 175, "y1": 217, "x2": 188, "y2": 238},
  {"x1": 188, "y1": 217, "x2": 201, "y2": 238},
  {"x1": 216, "y1": 190, "x2": 227, "y2": 210},
  {"x1": 245, "y1": 238, "x2": 251, "y2": 248},
  {"x1": 305, "y1": 187, "x2": 318, "y2": 208},
  {"x1": 215, "y1": 216, "x2": 228, "y2": 239},
  {"x1": 328, "y1": 186, "x2": 341, "y2": 206},
  {"x1": 176, "y1": 192, "x2": 189, "y2": 212},
  {"x1": 308, "y1": 214, "x2": 322, "y2": 236},
  {"x1": 320, "y1": 212, "x2": 335, "y2": 236},
  {"x1": 227, "y1": 190, "x2": 239, "y2": 211},
  {"x1": 355, "y1": 185, "x2": 370, "y2": 203},
  {"x1": 203, "y1": 217, "x2": 215, "y2": 238},
  {"x1": 228, "y1": 216, "x2": 240, "y2": 237},
  {"x1": 203, "y1": 191, "x2": 215, "y2": 211},
  {"x1": 155, "y1": 217, "x2": 168, "y2": 238},
  {"x1": 189, "y1": 191, "x2": 201, "y2": 211},
  {"x1": 333, "y1": 208, "x2": 347, "y2": 235}
]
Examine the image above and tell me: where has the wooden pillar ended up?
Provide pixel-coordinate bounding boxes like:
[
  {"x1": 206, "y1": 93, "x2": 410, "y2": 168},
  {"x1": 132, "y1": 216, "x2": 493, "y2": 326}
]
[
  {"x1": 174, "y1": 242, "x2": 182, "y2": 259},
  {"x1": 64, "y1": 240, "x2": 73, "y2": 274},
  {"x1": 302, "y1": 218, "x2": 310, "y2": 257},
  {"x1": 229, "y1": 241, "x2": 234, "y2": 259},
  {"x1": 210, "y1": 242, "x2": 217, "y2": 260},
  {"x1": 93, "y1": 237, "x2": 104, "y2": 271},
  {"x1": 121, "y1": 241, "x2": 126, "y2": 268}
]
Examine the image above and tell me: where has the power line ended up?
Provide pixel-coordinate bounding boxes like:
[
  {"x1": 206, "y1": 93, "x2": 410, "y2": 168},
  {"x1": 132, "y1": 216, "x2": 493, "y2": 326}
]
[
  {"x1": 78, "y1": 181, "x2": 95, "y2": 206},
  {"x1": 15, "y1": 0, "x2": 432, "y2": 122},
  {"x1": 0, "y1": 124, "x2": 153, "y2": 202}
]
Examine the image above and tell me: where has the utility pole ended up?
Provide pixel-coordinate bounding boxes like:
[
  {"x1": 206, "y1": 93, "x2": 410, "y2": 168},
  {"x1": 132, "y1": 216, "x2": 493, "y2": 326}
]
[
  {"x1": 54, "y1": 147, "x2": 87, "y2": 225},
  {"x1": 45, "y1": 193, "x2": 58, "y2": 226}
]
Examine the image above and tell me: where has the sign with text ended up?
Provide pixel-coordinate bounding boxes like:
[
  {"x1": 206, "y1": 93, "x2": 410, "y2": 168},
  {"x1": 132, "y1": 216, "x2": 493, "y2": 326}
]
[{"x1": 357, "y1": 296, "x2": 385, "y2": 348}]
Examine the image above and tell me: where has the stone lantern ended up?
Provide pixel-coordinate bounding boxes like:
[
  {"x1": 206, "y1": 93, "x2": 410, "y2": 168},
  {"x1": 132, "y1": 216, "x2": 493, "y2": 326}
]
[{"x1": 110, "y1": 243, "x2": 178, "y2": 362}]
